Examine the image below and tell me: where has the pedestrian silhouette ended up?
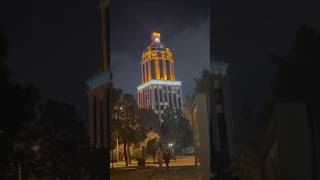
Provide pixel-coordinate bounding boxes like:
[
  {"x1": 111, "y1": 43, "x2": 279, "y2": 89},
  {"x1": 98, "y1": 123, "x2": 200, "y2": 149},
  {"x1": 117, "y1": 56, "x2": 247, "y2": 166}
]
[
  {"x1": 164, "y1": 147, "x2": 171, "y2": 170},
  {"x1": 155, "y1": 147, "x2": 164, "y2": 172}
]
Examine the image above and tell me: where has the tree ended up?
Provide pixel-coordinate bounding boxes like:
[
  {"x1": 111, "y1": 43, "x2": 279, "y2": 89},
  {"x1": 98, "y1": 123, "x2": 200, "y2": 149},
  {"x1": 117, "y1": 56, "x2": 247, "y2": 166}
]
[
  {"x1": 138, "y1": 108, "x2": 158, "y2": 132},
  {"x1": 115, "y1": 93, "x2": 146, "y2": 166},
  {"x1": 161, "y1": 109, "x2": 194, "y2": 153},
  {"x1": 0, "y1": 32, "x2": 41, "y2": 178},
  {"x1": 0, "y1": 32, "x2": 106, "y2": 179},
  {"x1": 110, "y1": 87, "x2": 123, "y2": 151},
  {"x1": 146, "y1": 138, "x2": 160, "y2": 163},
  {"x1": 10, "y1": 101, "x2": 90, "y2": 180},
  {"x1": 194, "y1": 70, "x2": 212, "y2": 95},
  {"x1": 38, "y1": 100, "x2": 84, "y2": 140}
]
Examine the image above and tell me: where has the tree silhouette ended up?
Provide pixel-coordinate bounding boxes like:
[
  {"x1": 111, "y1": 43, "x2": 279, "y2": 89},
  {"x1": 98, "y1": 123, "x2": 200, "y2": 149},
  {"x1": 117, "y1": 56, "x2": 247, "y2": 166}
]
[
  {"x1": 272, "y1": 26, "x2": 320, "y2": 101},
  {"x1": 113, "y1": 93, "x2": 146, "y2": 166},
  {"x1": 194, "y1": 70, "x2": 211, "y2": 95},
  {"x1": 138, "y1": 108, "x2": 158, "y2": 132},
  {"x1": 161, "y1": 109, "x2": 193, "y2": 153},
  {"x1": 0, "y1": 32, "x2": 41, "y2": 178},
  {"x1": 10, "y1": 101, "x2": 89, "y2": 179}
]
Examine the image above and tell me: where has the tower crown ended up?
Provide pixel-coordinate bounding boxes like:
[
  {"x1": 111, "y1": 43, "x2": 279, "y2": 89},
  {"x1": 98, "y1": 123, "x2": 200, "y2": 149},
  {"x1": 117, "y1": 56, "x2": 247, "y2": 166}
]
[
  {"x1": 141, "y1": 32, "x2": 175, "y2": 83},
  {"x1": 151, "y1": 32, "x2": 161, "y2": 44}
]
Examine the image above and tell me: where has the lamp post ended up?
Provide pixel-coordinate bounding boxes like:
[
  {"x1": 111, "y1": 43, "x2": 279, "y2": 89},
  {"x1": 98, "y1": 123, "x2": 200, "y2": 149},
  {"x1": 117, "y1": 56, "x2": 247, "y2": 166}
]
[
  {"x1": 116, "y1": 137, "x2": 119, "y2": 162},
  {"x1": 115, "y1": 106, "x2": 122, "y2": 163}
]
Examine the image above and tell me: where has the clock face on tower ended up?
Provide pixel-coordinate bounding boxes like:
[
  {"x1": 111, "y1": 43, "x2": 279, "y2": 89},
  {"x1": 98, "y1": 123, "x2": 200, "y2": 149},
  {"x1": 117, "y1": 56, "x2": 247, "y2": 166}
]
[{"x1": 155, "y1": 37, "x2": 160, "y2": 43}]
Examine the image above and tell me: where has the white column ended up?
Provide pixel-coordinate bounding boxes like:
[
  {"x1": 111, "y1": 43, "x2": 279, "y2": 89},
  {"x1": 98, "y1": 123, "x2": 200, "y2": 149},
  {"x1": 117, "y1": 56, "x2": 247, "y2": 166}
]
[
  {"x1": 157, "y1": 87, "x2": 161, "y2": 112},
  {"x1": 166, "y1": 86, "x2": 170, "y2": 107},
  {"x1": 171, "y1": 88, "x2": 176, "y2": 110},
  {"x1": 175, "y1": 89, "x2": 179, "y2": 110},
  {"x1": 179, "y1": 88, "x2": 183, "y2": 111},
  {"x1": 151, "y1": 87, "x2": 156, "y2": 110}
]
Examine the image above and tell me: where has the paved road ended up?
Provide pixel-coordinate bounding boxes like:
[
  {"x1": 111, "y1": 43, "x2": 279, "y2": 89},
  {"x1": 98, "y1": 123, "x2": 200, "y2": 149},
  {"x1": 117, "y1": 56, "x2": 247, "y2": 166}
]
[
  {"x1": 111, "y1": 166, "x2": 199, "y2": 180},
  {"x1": 111, "y1": 156, "x2": 199, "y2": 180},
  {"x1": 111, "y1": 155, "x2": 195, "y2": 168}
]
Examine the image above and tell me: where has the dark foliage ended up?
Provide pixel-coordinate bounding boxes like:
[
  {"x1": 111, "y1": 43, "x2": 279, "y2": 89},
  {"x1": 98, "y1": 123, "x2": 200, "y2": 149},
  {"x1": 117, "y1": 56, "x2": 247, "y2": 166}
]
[
  {"x1": 161, "y1": 109, "x2": 193, "y2": 153},
  {"x1": 0, "y1": 32, "x2": 104, "y2": 179},
  {"x1": 272, "y1": 26, "x2": 320, "y2": 101}
]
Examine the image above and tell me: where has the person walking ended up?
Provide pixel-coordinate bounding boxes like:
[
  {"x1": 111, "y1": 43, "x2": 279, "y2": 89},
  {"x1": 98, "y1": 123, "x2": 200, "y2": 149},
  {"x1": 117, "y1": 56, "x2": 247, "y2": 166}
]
[
  {"x1": 170, "y1": 148, "x2": 176, "y2": 160},
  {"x1": 155, "y1": 147, "x2": 164, "y2": 172},
  {"x1": 164, "y1": 147, "x2": 171, "y2": 170}
]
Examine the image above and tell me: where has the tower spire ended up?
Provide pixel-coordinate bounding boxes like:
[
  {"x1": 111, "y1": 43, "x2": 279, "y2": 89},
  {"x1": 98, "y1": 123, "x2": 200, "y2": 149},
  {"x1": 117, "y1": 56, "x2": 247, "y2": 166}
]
[{"x1": 151, "y1": 32, "x2": 161, "y2": 44}]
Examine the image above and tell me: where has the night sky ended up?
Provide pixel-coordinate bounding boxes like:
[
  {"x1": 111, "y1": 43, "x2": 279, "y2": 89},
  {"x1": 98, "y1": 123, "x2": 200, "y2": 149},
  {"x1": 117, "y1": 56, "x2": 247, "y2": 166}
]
[{"x1": 1, "y1": 0, "x2": 320, "y2": 121}]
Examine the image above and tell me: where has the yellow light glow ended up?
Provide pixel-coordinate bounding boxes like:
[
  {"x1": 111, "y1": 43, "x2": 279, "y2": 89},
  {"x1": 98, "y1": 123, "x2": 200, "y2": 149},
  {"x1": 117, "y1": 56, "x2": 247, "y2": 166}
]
[
  {"x1": 156, "y1": 60, "x2": 160, "y2": 80},
  {"x1": 152, "y1": 32, "x2": 160, "y2": 38}
]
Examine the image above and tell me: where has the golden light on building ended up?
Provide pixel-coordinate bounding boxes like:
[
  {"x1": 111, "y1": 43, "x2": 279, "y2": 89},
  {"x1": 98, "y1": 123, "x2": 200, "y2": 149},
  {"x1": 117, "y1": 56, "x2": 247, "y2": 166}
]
[
  {"x1": 137, "y1": 32, "x2": 183, "y2": 120},
  {"x1": 140, "y1": 33, "x2": 175, "y2": 83},
  {"x1": 152, "y1": 32, "x2": 161, "y2": 38}
]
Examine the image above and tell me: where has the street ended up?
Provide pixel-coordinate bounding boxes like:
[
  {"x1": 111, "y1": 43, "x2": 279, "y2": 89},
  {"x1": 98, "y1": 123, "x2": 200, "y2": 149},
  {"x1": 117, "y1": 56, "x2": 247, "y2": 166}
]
[{"x1": 110, "y1": 156, "x2": 199, "y2": 180}]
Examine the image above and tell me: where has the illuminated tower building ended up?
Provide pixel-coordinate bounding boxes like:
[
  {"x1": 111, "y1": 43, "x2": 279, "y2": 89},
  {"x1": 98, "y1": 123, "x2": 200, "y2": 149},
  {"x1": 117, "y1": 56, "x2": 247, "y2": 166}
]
[
  {"x1": 137, "y1": 33, "x2": 183, "y2": 121},
  {"x1": 86, "y1": 0, "x2": 111, "y2": 149}
]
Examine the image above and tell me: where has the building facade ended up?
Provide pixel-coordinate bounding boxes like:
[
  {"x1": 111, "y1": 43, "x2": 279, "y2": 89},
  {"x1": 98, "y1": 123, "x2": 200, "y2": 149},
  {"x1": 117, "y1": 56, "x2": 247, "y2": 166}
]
[
  {"x1": 210, "y1": 61, "x2": 233, "y2": 178},
  {"x1": 137, "y1": 33, "x2": 183, "y2": 121},
  {"x1": 191, "y1": 94, "x2": 210, "y2": 180},
  {"x1": 86, "y1": 0, "x2": 111, "y2": 149}
]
